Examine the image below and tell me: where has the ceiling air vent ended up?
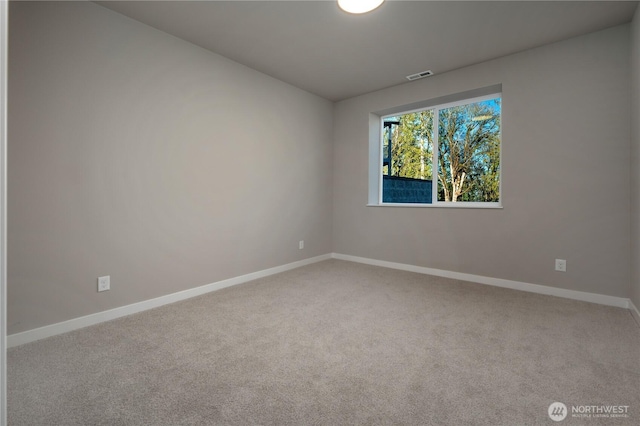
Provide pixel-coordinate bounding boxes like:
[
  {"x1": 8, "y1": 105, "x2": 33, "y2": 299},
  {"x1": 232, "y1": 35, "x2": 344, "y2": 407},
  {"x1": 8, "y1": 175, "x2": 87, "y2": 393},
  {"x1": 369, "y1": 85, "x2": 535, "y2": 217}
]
[{"x1": 406, "y1": 70, "x2": 433, "y2": 81}]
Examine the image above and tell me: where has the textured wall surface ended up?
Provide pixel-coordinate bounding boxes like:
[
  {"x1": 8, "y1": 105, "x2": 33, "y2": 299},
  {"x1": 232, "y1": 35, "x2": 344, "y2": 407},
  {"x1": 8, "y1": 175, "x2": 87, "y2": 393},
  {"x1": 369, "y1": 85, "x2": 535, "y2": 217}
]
[
  {"x1": 334, "y1": 25, "x2": 631, "y2": 298},
  {"x1": 8, "y1": 2, "x2": 333, "y2": 334}
]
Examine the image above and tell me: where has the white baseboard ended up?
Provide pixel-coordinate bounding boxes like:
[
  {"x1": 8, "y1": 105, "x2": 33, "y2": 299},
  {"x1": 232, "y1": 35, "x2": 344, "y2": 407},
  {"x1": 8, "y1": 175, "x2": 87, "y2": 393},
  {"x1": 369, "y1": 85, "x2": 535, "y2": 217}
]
[
  {"x1": 9, "y1": 252, "x2": 635, "y2": 348},
  {"x1": 331, "y1": 253, "x2": 631, "y2": 310},
  {"x1": 8, "y1": 254, "x2": 331, "y2": 348},
  {"x1": 630, "y1": 300, "x2": 640, "y2": 328}
]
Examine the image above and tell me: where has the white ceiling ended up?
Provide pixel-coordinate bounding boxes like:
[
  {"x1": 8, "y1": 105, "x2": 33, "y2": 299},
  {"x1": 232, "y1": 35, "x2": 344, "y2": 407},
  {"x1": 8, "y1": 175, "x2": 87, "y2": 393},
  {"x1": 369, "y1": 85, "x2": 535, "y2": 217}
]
[{"x1": 97, "y1": 1, "x2": 639, "y2": 101}]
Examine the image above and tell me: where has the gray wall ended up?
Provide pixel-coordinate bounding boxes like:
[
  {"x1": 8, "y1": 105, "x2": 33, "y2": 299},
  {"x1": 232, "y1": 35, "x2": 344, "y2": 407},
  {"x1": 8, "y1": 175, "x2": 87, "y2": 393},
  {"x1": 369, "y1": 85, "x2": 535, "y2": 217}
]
[
  {"x1": 631, "y1": 5, "x2": 640, "y2": 310},
  {"x1": 8, "y1": 2, "x2": 333, "y2": 334},
  {"x1": 333, "y1": 25, "x2": 631, "y2": 298},
  {"x1": 8, "y1": 2, "x2": 637, "y2": 336}
]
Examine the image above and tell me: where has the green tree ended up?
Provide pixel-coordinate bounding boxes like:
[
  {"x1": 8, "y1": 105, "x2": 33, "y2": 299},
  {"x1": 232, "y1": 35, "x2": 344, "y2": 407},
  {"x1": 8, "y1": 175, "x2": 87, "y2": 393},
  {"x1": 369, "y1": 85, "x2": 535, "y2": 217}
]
[
  {"x1": 437, "y1": 100, "x2": 500, "y2": 202},
  {"x1": 384, "y1": 111, "x2": 433, "y2": 180},
  {"x1": 383, "y1": 98, "x2": 500, "y2": 202}
]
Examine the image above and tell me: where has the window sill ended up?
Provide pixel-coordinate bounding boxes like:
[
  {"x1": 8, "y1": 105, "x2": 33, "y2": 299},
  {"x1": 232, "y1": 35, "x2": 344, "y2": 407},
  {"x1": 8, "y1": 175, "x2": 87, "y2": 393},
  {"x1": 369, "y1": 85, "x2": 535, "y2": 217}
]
[{"x1": 367, "y1": 203, "x2": 503, "y2": 209}]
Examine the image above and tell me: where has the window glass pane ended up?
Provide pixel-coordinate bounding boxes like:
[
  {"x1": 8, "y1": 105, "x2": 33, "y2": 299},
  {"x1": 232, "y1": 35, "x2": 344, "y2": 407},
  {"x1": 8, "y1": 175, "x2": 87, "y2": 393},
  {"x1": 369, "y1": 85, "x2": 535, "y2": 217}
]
[
  {"x1": 382, "y1": 111, "x2": 433, "y2": 203},
  {"x1": 437, "y1": 98, "x2": 501, "y2": 202}
]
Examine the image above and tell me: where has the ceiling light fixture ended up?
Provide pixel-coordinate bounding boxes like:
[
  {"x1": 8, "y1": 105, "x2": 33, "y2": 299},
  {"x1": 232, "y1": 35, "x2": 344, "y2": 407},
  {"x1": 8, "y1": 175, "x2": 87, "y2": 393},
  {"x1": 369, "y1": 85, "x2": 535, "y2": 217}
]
[{"x1": 338, "y1": 0, "x2": 384, "y2": 14}]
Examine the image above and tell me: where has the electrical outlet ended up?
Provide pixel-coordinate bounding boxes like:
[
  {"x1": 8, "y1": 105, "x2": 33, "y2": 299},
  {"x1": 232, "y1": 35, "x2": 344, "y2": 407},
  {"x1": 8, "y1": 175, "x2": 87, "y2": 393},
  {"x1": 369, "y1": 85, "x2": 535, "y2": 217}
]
[
  {"x1": 299, "y1": 240, "x2": 304, "y2": 250},
  {"x1": 98, "y1": 275, "x2": 110, "y2": 292},
  {"x1": 555, "y1": 259, "x2": 566, "y2": 272}
]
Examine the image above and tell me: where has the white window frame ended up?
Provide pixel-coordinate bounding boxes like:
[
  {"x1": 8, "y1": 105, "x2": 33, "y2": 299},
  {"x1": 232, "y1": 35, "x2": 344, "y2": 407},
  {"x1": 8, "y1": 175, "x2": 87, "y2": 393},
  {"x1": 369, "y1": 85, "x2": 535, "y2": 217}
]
[{"x1": 370, "y1": 87, "x2": 502, "y2": 209}]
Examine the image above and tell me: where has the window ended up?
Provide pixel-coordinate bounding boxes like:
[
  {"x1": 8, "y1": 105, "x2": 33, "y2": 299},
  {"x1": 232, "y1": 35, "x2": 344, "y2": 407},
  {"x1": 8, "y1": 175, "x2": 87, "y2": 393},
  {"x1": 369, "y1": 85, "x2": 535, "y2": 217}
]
[{"x1": 378, "y1": 91, "x2": 501, "y2": 207}]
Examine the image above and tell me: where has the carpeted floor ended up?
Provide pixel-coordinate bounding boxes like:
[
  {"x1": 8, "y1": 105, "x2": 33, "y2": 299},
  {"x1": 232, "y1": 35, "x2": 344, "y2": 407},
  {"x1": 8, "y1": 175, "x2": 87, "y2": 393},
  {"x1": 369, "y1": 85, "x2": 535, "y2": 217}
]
[{"x1": 8, "y1": 259, "x2": 640, "y2": 425}]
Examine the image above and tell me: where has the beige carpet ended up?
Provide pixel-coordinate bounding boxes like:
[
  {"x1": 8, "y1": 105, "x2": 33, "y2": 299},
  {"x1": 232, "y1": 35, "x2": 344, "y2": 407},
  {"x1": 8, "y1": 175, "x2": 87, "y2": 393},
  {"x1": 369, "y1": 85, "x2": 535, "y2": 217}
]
[{"x1": 8, "y1": 259, "x2": 640, "y2": 425}]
